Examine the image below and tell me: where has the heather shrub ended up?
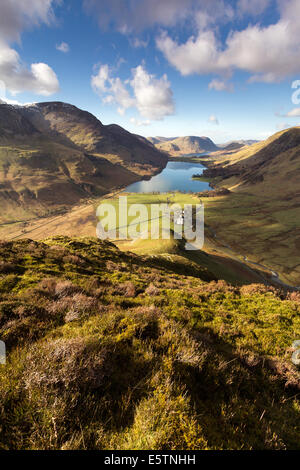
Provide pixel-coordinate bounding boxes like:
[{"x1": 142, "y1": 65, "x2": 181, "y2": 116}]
[
  {"x1": 195, "y1": 280, "x2": 236, "y2": 296},
  {"x1": 55, "y1": 280, "x2": 81, "y2": 298},
  {"x1": 24, "y1": 337, "x2": 112, "y2": 393},
  {"x1": 240, "y1": 283, "x2": 278, "y2": 296},
  {"x1": 114, "y1": 281, "x2": 136, "y2": 298},
  {"x1": 287, "y1": 291, "x2": 300, "y2": 303},
  {"x1": 0, "y1": 237, "x2": 299, "y2": 450},
  {"x1": 62, "y1": 255, "x2": 83, "y2": 266},
  {"x1": 37, "y1": 278, "x2": 57, "y2": 296},
  {"x1": 64, "y1": 293, "x2": 97, "y2": 322},
  {"x1": 145, "y1": 283, "x2": 160, "y2": 296}
]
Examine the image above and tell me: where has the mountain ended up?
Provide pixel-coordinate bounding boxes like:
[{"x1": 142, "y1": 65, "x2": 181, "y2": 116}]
[
  {"x1": 148, "y1": 135, "x2": 218, "y2": 156},
  {"x1": 204, "y1": 127, "x2": 300, "y2": 194},
  {"x1": 201, "y1": 126, "x2": 300, "y2": 286},
  {"x1": 19, "y1": 102, "x2": 165, "y2": 170},
  {"x1": 147, "y1": 136, "x2": 176, "y2": 145},
  {"x1": 218, "y1": 140, "x2": 259, "y2": 151},
  {"x1": 0, "y1": 235, "x2": 299, "y2": 450},
  {"x1": 0, "y1": 102, "x2": 167, "y2": 222}
]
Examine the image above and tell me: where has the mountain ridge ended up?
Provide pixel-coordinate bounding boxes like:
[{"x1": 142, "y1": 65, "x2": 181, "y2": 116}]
[
  {"x1": 0, "y1": 101, "x2": 167, "y2": 223},
  {"x1": 148, "y1": 135, "x2": 218, "y2": 155},
  {"x1": 217, "y1": 140, "x2": 260, "y2": 151},
  {"x1": 200, "y1": 126, "x2": 300, "y2": 286},
  {"x1": 203, "y1": 127, "x2": 300, "y2": 193}
]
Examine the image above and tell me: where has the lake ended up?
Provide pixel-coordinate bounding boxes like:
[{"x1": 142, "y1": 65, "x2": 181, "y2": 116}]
[{"x1": 125, "y1": 161, "x2": 212, "y2": 193}]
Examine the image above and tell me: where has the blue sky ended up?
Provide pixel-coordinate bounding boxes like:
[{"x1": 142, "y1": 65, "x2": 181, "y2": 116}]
[{"x1": 1, "y1": 0, "x2": 300, "y2": 143}]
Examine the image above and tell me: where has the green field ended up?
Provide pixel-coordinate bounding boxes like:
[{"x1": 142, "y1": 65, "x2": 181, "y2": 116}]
[
  {"x1": 98, "y1": 192, "x2": 200, "y2": 241},
  {"x1": 96, "y1": 192, "x2": 274, "y2": 286},
  {"x1": 202, "y1": 185, "x2": 300, "y2": 287}
]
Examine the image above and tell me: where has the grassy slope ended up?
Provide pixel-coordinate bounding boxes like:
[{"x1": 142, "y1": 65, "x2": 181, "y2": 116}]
[
  {"x1": 201, "y1": 128, "x2": 300, "y2": 286},
  {"x1": 202, "y1": 193, "x2": 300, "y2": 286},
  {"x1": 0, "y1": 191, "x2": 277, "y2": 286},
  {"x1": 0, "y1": 103, "x2": 167, "y2": 224},
  {"x1": 99, "y1": 193, "x2": 267, "y2": 286},
  {"x1": 25, "y1": 103, "x2": 166, "y2": 175},
  {"x1": 0, "y1": 138, "x2": 138, "y2": 223},
  {"x1": 0, "y1": 236, "x2": 299, "y2": 450}
]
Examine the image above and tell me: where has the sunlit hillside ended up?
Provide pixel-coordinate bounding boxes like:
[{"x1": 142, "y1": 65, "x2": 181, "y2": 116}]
[{"x1": 200, "y1": 127, "x2": 300, "y2": 287}]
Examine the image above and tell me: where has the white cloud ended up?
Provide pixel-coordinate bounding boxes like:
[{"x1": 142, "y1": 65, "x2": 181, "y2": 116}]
[
  {"x1": 208, "y1": 79, "x2": 233, "y2": 92},
  {"x1": 0, "y1": 0, "x2": 59, "y2": 96},
  {"x1": 258, "y1": 130, "x2": 274, "y2": 140},
  {"x1": 156, "y1": 30, "x2": 223, "y2": 76},
  {"x1": 116, "y1": 57, "x2": 126, "y2": 69},
  {"x1": 130, "y1": 65, "x2": 175, "y2": 120},
  {"x1": 131, "y1": 37, "x2": 149, "y2": 48},
  {"x1": 237, "y1": 0, "x2": 270, "y2": 16},
  {"x1": 91, "y1": 63, "x2": 175, "y2": 121},
  {"x1": 85, "y1": 0, "x2": 298, "y2": 84},
  {"x1": 84, "y1": 0, "x2": 239, "y2": 34},
  {"x1": 0, "y1": 41, "x2": 59, "y2": 96},
  {"x1": 92, "y1": 65, "x2": 135, "y2": 115},
  {"x1": 194, "y1": 1, "x2": 234, "y2": 30},
  {"x1": 0, "y1": 96, "x2": 22, "y2": 106},
  {"x1": 0, "y1": 0, "x2": 55, "y2": 42},
  {"x1": 156, "y1": 0, "x2": 300, "y2": 83},
  {"x1": 56, "y1": 42, "x2": 70, "y2": 53},
  {"x1": 30, "y1": 63, "x2": 59, "y2": 95},
  {"x1": 282, "y1": 108, "x2": 300, "y2": 117},
  {"x1": 0, "y1": 80, "x2": 35, "y2": 105},
  {"x1": 276, "y1": 122, "x2": 293, "y2": 130},
  {"x1": 208, "y1": 115, "x2": 219, "y2": 125},
  {"x1": 84, "y1": 0, "x2": 193, "y2": 33},
  {"x1": 91, "y1": 64, "x2": 110, "y2": 92},
  {"x1": 117, "y1": 107, "x2": 126, "y2": 116},
  {"x1": 102, "y1": 95, "x2": 114, "y2": 104},
  {"x1": 130, "y1": 117, "x2": 151, "y2": 126}
]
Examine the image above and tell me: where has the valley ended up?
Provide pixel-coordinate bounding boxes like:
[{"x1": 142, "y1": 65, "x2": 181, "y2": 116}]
[
  {"x1": 200, "y1": 128, "x2": 300, "y2": 287},
  {"x1": 1, "y1": 123, "x2": 300, "y2": 288},
  {"x1": 0, "y1": 104, "x2": 300, "y2": 451},
  {"x1": 2, "y1": 0, "x2": 300, "y2": 453}
]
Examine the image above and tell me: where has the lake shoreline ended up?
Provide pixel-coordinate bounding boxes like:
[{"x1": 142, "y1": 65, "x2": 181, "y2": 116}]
[{"x1": 124, "y1": 158, "x2": 213, "y2": 193}]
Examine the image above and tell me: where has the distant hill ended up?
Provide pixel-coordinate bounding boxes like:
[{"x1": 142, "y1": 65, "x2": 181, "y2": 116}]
[
  {"x1": 0, "y1": 102, "x2": 167, "y2": 222},
  {"x1": 148, "y1": 135, "x2": 218, "y2": 156},
  {"x1": 204, "y1": 128, "x2": 300, "y2": 194},
  {"x1": 218, "y1": 140, "x2": 260, "y2": 151},
  {"x1": 147, "y1": 136, "x2": 176, "y2": 145}
]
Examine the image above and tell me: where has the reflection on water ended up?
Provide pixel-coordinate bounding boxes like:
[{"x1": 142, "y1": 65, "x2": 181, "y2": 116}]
[{"x1": 125, "y1": 161, "x2": 212, "y2": 193}]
